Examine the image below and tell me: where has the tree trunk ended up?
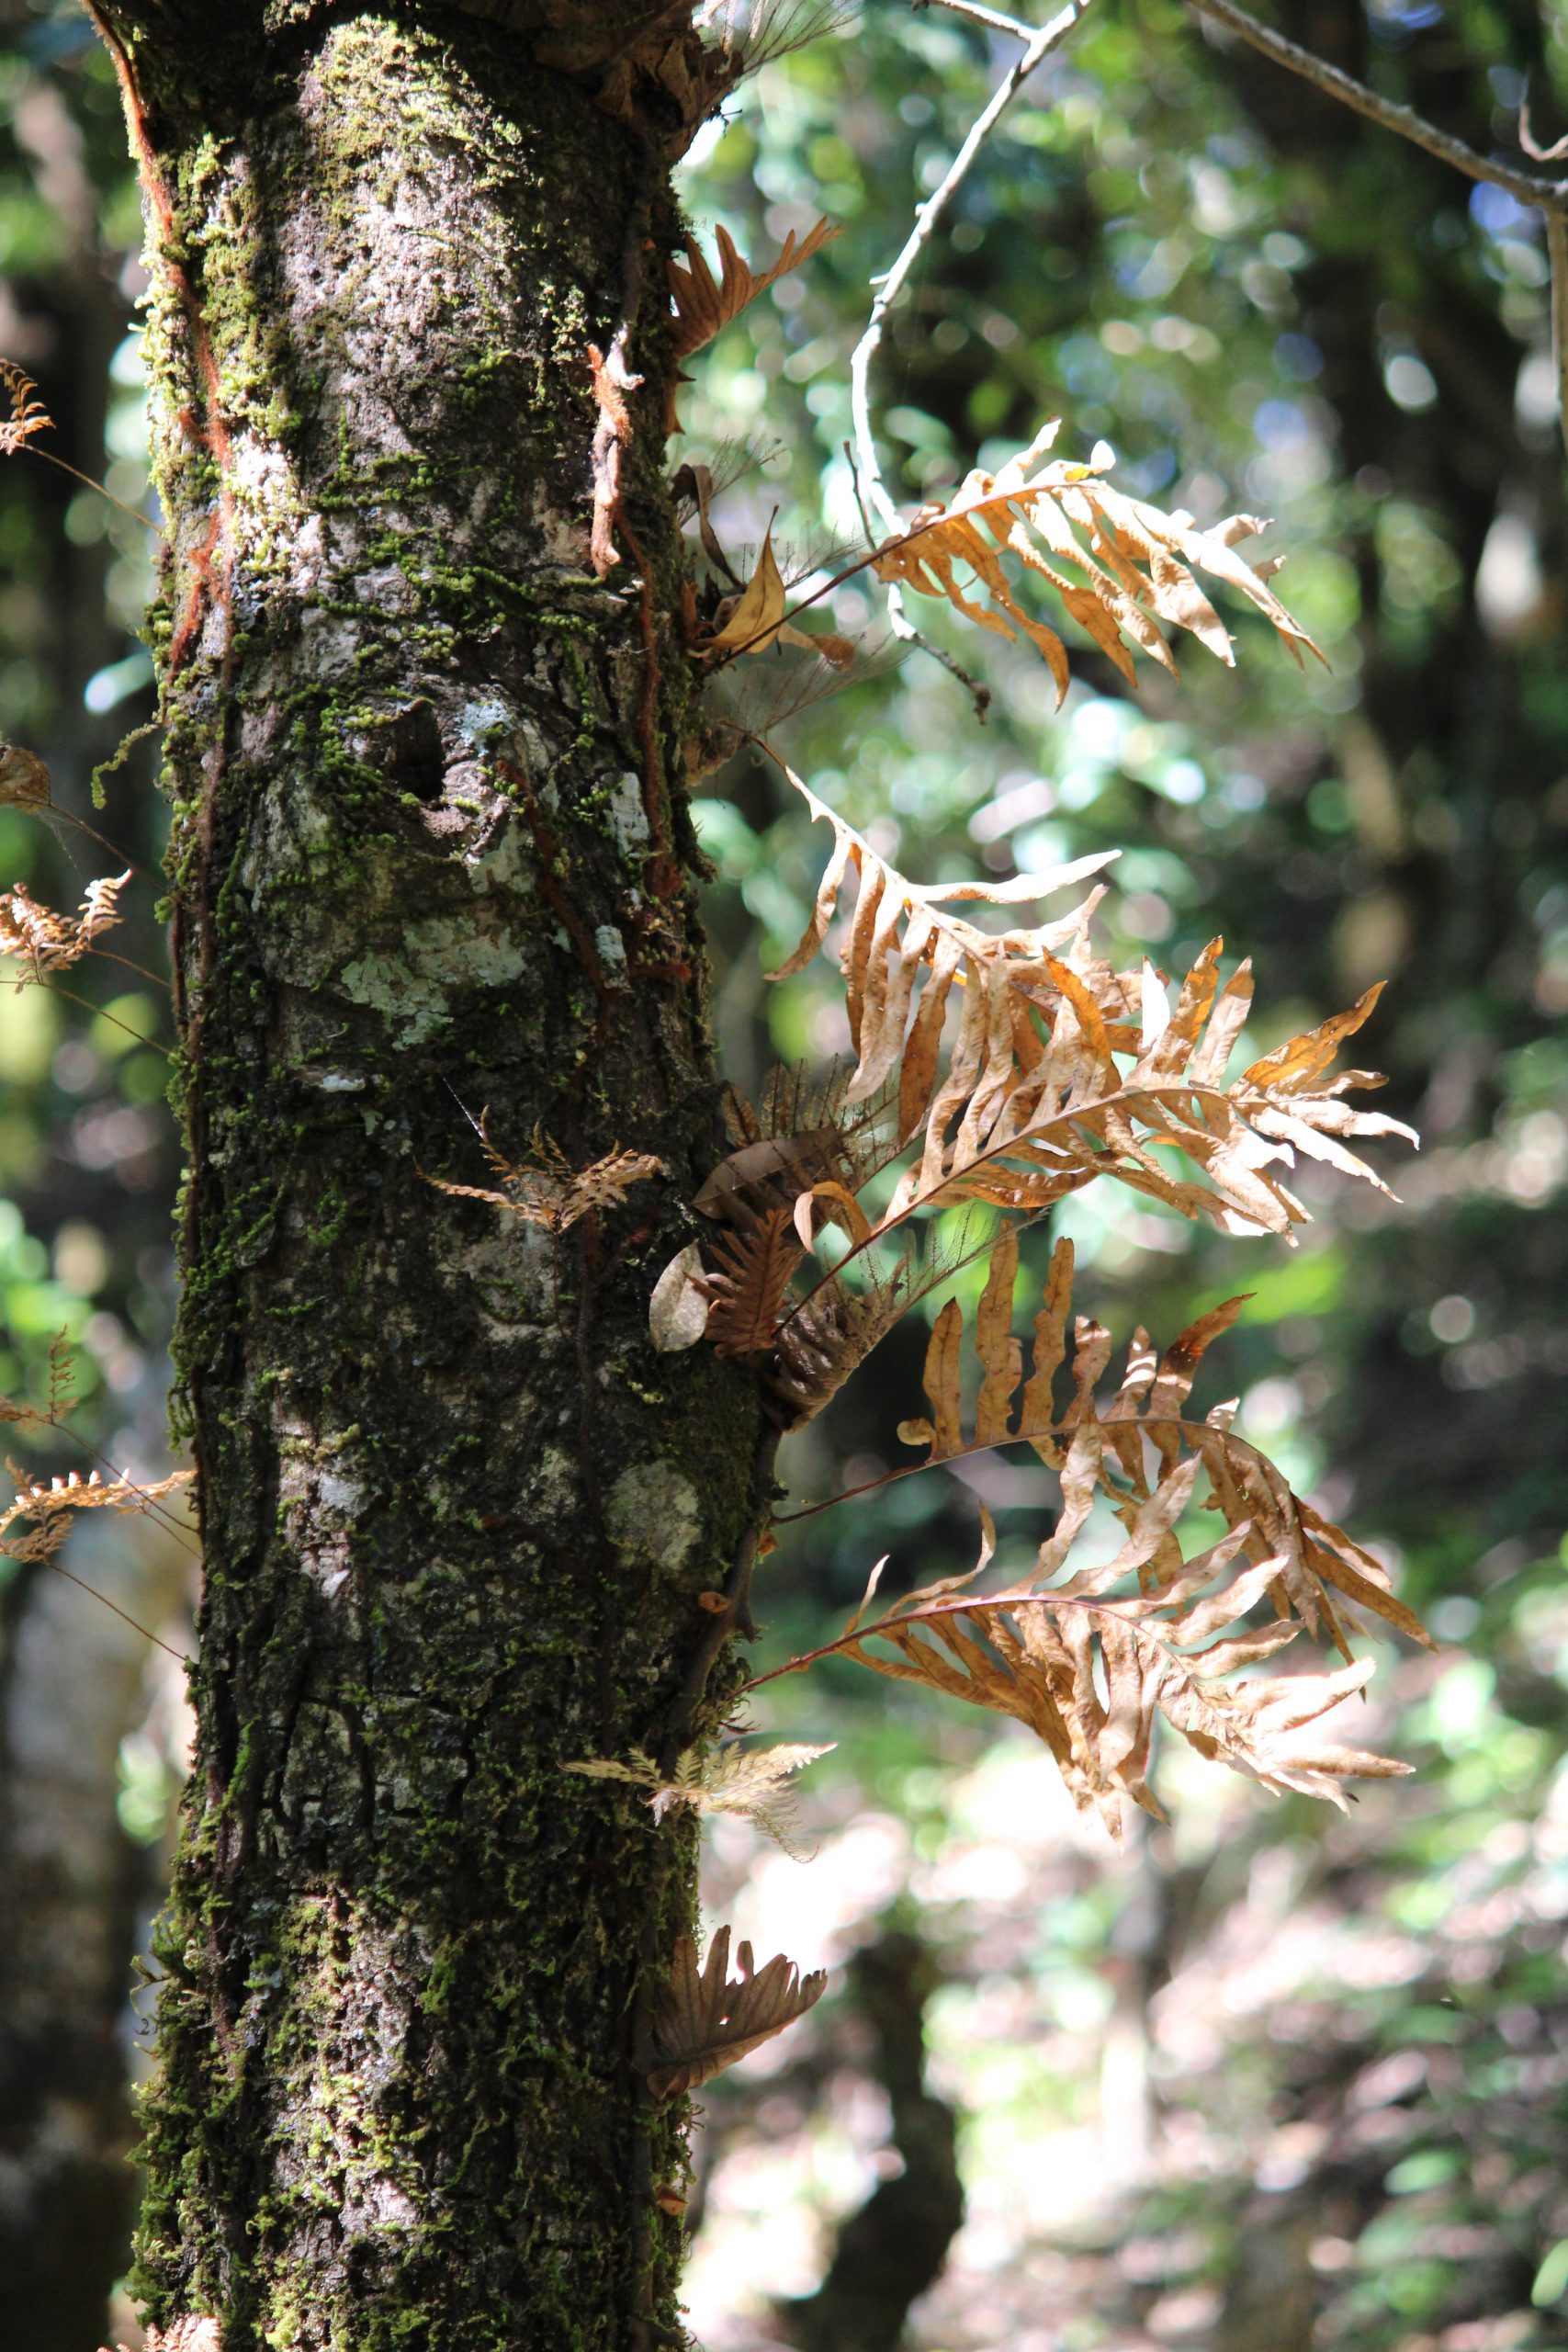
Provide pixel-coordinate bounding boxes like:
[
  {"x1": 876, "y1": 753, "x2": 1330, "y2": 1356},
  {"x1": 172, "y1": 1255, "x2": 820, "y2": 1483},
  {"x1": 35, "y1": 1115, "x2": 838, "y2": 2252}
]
[
  {"x1": 0, "y1": 1530, "x2": 181, "y2": 2352},
  {"x1": 89, "y1": 6, "x2": 762, "y2": 2345}
]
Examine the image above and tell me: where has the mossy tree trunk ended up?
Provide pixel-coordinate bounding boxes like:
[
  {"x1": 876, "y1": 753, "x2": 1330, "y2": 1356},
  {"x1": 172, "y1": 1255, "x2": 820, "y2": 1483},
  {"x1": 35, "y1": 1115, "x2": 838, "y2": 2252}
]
[{"x1": 89, "y1": 6, "x2": 761, "y2": 2346}]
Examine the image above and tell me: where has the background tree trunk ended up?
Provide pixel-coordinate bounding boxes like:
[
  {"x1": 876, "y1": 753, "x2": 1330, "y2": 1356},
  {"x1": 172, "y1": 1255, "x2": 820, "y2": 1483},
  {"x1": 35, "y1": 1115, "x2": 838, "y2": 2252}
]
[
  {"x1": 89, "y1": 6, "x2": 760, "y2": 2345},
  {"x1": 0, "y1": 1527, "x2": 185, "y2": 2352}
]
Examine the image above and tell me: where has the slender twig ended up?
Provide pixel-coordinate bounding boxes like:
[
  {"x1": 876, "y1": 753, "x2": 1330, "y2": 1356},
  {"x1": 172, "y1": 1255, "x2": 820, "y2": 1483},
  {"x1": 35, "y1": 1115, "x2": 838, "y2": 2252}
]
[
  {"x1": 19, "y1": 444, "x2": 163, "y2": 537},
  {"x1": 33, "y1": 981, "x2": 169, "y2": 1054},
  {"x1": 1547, "y1": 211, "x2": 1568, "y2": 464},
  {"x1": 915, "y1": 0, "x2": 1037, "y2": 36},
  {"x1": 1185, "y1": 0, "x2": 1568, "y2": 458},
  {"x1": 1186, "y1": 0, "x2": 1568, "y2": 213},
  {"x1": 77, "y1": 945, "x2": 172, "y2": 991},
  {"x1": 852, "y1": 0, "x2": 1093, "y2": 540},
  {"x1": 44, "y1": 1556, "x2": 190, "y2": 1664},
  {"x1": 48, "y1": 802, "x2": 151, "y2": 883},
  {"x1": 837, "y1": 0, "x2": 1095, "y2": 703}
]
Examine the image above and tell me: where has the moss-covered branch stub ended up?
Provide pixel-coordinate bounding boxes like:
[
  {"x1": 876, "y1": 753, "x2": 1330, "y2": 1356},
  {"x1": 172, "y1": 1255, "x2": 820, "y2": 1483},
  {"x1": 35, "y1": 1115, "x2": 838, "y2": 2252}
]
[{"x1": 96, "y1": 7, "x2": 764, "y2": 2347}]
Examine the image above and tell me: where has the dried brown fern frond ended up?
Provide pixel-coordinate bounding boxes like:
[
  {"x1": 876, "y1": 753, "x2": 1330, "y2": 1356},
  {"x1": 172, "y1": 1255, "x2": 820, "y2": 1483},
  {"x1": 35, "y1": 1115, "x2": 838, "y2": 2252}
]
[
  {"x1": 944, "y1": 956, "x2": 1414, "y2": 1242},
  {"x1": 670, "y1": 216, "x2": 840, "y2": 362},
  {"x1": 768, "y1": 765, "x2": 1113, "y2": 1193},
  {"x1": 771, "y1": 1250, "x2": 914, "y2": 1428},
  {"x1": 758, "y1": 1234, "x2": 1430, "y2": 1835},
  {"x1": 825, "y1": 1540, "x2": 1406, "y2": 1837},
  {"x1": 565, "y1": 1738, "x2": 833, "y2": 1858},
  {"x1": 639, "y1": 1924, "x2": 827, "y2": 2098},
  {"x1": 1, "y1": 1462, "x2": 194, "y2": 1561},
  {"x1": 141, "y1": 2323, "x2": 222, "y2": 2352},
  {"x1": 698, "y1": 1204, "x2": 806, "y2": 1361},
  {"x1": 884, "y1": 1230, "x2": 1429, "y2": 1657},
  {"x1": 870, "y1": 418, "x2": 1321, "y2": 706},
  {"x1": 0, "y1": 359, "x2": 52, "y2": 457},
  {"x1": 646, "y1": 1184, "x2": 921, "y2": 1421},
  {"x1": 765, "y1": 762, "x2": 1412, "y2": 1243},
  {"x1": 0, "y1": 869, "x2": 130, "y2": 988},
  {"x1": 426, "y1": 1123, "x2": 661, "y2": 1233}
]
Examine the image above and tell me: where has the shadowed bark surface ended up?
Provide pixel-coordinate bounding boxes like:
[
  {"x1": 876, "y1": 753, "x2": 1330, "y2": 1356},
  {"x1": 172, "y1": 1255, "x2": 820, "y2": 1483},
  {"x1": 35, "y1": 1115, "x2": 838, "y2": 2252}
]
[{"x1": 86, "y1": 5, "x2": 762, "y2": 2345}]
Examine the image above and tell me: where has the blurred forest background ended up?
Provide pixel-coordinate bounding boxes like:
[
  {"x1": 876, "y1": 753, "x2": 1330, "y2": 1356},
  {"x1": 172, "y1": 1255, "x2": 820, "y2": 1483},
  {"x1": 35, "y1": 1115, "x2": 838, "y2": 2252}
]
[{"x1": 0, "y1": 2, "x2": 1565, "y2": 2349}]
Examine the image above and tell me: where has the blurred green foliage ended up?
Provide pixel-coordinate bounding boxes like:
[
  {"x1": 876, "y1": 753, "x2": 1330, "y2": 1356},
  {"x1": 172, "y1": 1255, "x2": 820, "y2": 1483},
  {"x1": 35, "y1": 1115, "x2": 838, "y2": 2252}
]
[
  {"x1": 0, "y1": 0, "x2": 175, "y2": 1595},
  {"x1": 671, "y1": 3, "x2": 1568, "y2": 2346}
]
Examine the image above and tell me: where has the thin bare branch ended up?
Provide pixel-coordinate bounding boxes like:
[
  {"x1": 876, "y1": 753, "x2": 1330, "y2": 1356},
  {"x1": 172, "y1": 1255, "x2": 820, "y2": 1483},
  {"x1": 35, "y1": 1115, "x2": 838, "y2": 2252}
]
[
  {"x1": 1548, "y1": 210, "x2": 1568, "y2": 464},
  {"x1": 913, "y1": 0, "x2": 1037, "y2": 39},
  {"x1": 1186, "y1": 0, "x2": 1568, "y2": 457},
  {"x1": 846, "y1": 0, "x2": 1094, "y2": 697},
  {"x1": 45, "y1": 1557, "x2": 191, "y2": 1664},
  {"x1": 1186, "y1": 0, "x2": 1568, "y2": 216}
]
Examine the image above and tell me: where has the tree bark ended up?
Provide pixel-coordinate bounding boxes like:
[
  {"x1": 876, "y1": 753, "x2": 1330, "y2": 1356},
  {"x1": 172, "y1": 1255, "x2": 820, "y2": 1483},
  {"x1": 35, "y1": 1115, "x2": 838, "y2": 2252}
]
[{"x1": 88, "y1": 6, "x2": 762, "y2": 2345}]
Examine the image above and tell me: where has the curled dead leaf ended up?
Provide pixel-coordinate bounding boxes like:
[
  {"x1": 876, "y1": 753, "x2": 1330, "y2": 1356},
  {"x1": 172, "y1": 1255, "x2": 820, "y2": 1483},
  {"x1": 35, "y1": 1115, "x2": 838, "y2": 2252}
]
[
  {"x1": 698, "y1": 523, "x2": 787, "y2": 657},
  {"x1": 0, "y1": 741, "x2": 50, "y2": 808},
  {"x1": 650, "y1": 1240, "x2": 711, "y2": 1351}
]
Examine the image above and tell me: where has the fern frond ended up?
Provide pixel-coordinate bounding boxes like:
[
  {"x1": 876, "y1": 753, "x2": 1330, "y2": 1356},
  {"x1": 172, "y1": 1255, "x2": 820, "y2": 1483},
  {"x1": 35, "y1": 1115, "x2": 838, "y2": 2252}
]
[
  {"x1": 427, "y1": 1130, "x2": 661, "y2": 1233},
  {"x1": 893, "y1": 1234, "x2": 1427, "y2": 1649},
  {"x1": 0, "y1": 869, "x2": 131, "y2": 987},
  {"x1": 870, "y1": 418, "x2": 1322, "y2": 705},
  {"x1": 565, "y1": 1739, "x2": 834, "y2": 1858},
  {"x1": 764, "y1": 761, "x2": 1413, "y2": 1245},
  {"x1": 0, "y1": 1462, "x2": 194, "y2": 1559},
  {"x1": 755, "y1": 1234, "x2": 1431, "y2": 1832},
  {"x1": 77, "y1": 868, "x2": 131, "y2": 945},
  {"x1": 0, "y1": 741, "x2": 51, "y2": 808},
  {"x1": 45, "y1": 1329, "x2": 76, "y2": 1425},
  {"x1": 698, "y1": 1206, "x2": 805, "y2": 1361},
  {"x1": 772, "y1": 1251, "x2": 913, "y2": 1428}
]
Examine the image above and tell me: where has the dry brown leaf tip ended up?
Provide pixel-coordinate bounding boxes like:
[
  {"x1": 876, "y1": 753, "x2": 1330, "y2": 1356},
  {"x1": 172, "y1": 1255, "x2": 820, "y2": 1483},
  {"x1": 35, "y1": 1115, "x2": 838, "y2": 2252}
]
[
  {"x1": 669, "y1": 215, "x2": 840, "y2": 361},
  {"x1": 0, "y1": 869, "x2": 131, "y2": 988},
  {"x1": 0, "y1": 358, "x2": 52, "y2": 457},
  {"x1": 685, "y1": 493, "x2": 856, "y2": 667},
  {"x1": 640, "y1": 1923, "x2": 827, "y2": 2098},
  {"x1": 696, "y1": 521, "x2": 787, "y2": 657}
]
